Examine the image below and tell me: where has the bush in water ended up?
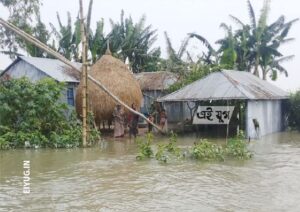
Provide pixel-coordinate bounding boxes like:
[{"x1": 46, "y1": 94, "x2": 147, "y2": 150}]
[
  {"x1": 155, "y1": 132, "x2": 181, "y2": 163},
  {"x1": 137, "y1": 132, "x2": 252, "y2": 163},
  {"x1": 288, "y1": 90, "x2": 300, "y2": 131},
  {"x1": 0, "y1": 77, "x2": 100, "y2": 149},
  {"x1": 136, "y1": 133, "x2": 154, "y2": 160},
  {"x1": 191, "y1": 140, "x2": 225, "y2": 161}
]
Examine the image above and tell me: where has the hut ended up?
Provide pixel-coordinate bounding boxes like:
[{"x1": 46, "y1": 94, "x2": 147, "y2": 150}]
[
  {"x1": 76, "y1": 51, "x2": 143, "y2": 128},
  {"x1": 134, "y1": 71, "x2": 178, "y2": 115},
  {"x1": 158, "y1": 70, "x2": 289, "y2": 139},
  {"x1": 0, "y1": 56, "x2": 81, "y2": 106}
]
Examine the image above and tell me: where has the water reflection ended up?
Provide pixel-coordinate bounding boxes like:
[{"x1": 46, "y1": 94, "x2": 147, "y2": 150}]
[{"x1": 1, "y1": 132, "x2": 300, "y2": 211}]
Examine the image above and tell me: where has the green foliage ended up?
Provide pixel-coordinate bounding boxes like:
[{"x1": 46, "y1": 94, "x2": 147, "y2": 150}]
[
  {"x1": 192, "y1": 131, "x2": 252, "y2": 161},
  {"x1": 108, "y1": 10, "x2": 161, "y2": 73},
  {"x1": 168, "y1": 64, "x2": 225, "y2": 92},
  {"x1": 0, "y1": 0, "x2": 48, "y2": 58},
  {"x1": 288, "y1": 90, "x2": 300, "y2": 131},
  {"x1": 0, "y1": 77, "x2": 99, "y2": 149},
  {"x1": 188, "y1": 1, "x2": 298, "y2": 81},
  {"x1": 224, "y1": 0, "x2": 298, "y2": 80},
  {"x1": 155, "y1": 132, "x2": 181, "y2": 163},
  {"x1": 191, "y1": 140, "x2": 225, "y2": 161},
  {"x1": 49, "y1": 12, "x2": 81, "y2": 61},
  {"x1": 225, "y1": 138, "x2": 252, "y2": 159},
  {"x1": 136, "y1": 133, "x2": 154, "y2": 160},
  {"x1": 136, "y1": 132, "x2": 252, "y2": 163}
]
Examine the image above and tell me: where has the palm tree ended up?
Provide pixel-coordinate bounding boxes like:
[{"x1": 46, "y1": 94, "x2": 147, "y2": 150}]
[
  {"x1": 216, "y1": 23, "x2": 237, "y2": 69},
  {"x1": 50, "y1": 12, "x2": 80, "y2": 61},
  {"x1": 228, "y1": 0, "x2": 298, "y2": 80},
  {"x1": 187, "y1": 33, "x2": 218, "y2": 65},
  {"x1": 25, "y1": 15, "x2": 51, "y2": 57},
  {"x1": 164, "y1": 31, "x2": 192, "y2": 76},
  {"x1": 88, "y1": 19, "x2": 107, "y2": 63},
  {"x1": 107, "y1": 10, "x2": 161, "y2": 73}
]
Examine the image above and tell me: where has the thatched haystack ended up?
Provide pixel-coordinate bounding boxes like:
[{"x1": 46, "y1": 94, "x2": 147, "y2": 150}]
[{"x1": 75, "y1": 52, "x2": 143, "y2": 126}]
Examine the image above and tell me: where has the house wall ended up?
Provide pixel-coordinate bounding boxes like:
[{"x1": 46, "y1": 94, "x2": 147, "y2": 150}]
[
  {"x1": 141, "y1": 90, "x2": 191, "y2": 123},
  {"x1": 246, "y1": 100, "x2": 282, "y2": 139},
  {"x1": 163, "y1": 102, "x2": 191, "y2": 123},
  {"x1": 62, "y1": 83, "x2": 78, "y2": 106},
  {"x1": 141, "y1": 90, "x2": 166, "y2": 114}
]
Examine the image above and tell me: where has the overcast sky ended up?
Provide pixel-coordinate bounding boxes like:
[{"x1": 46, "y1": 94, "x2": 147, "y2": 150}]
[{"x1": 0, "y1": 0, "x2": 299, "y2": 91}]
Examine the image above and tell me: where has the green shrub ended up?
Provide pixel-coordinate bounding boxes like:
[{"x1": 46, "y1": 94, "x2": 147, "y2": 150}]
[
  {"x1": 155, "y1": 132, "x2": 181, "y2": 163},
  {"x1": 288, "y1": 90, "x2": 300, "y2": 131},
  {"x1": 225, "y1": 138, "x2": 252, "y2": 159},
  {"x1": 136, "y1": 133, "x2": 154, "y2": 160},
  {"x1": 136, "y1": 132, "x2": 252, "y2": 163},
  {"x1": 191, "y1": 140, "x2": 225, "y2": 161},
  {"x1": 0, "y1": 77, "x2": 100, "y2": 149}
]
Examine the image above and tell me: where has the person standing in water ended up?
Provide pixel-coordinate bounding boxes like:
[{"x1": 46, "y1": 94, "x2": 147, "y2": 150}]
[
  {"x1": 128, "y1": 103, "x2": 139, "y2": 138},
  {"x1": 148, "y1": 114, "x2": 154, "y2": 133},
  {"x1": 113, "y1": 104, "x2": 125, "y2": 138},
  {"x1": 159, "y1": 109, "x2": 168, "y2": 132}
]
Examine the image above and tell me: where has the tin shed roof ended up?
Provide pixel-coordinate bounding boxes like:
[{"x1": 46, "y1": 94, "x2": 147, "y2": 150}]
[
  {"x1": 158, "y1": 70, "x2": 288, "y2": 102},
  {"x1": 134, "y1": 71, "x2": 178, "y2": 91},
  {"x1": 2, "y1": 56, "x2": 81, "y2": 83},
  {"x1": 20, "y1": 56, "x2": 81, "y2": 83}
]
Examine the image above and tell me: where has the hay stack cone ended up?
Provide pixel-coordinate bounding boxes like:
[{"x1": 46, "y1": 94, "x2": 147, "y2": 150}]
[{"x1": 76, "y1": 50, "x2": 143, "y2": 127}]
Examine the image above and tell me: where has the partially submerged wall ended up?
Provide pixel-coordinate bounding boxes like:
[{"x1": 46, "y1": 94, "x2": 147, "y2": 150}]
[{"x1": 246, "y1": 100, "x2": 282, "y2": 139}]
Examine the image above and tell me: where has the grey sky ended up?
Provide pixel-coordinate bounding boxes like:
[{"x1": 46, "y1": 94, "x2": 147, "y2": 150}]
[{"x1": 1, "y1": 0, "x2": 299, "y2": 91}]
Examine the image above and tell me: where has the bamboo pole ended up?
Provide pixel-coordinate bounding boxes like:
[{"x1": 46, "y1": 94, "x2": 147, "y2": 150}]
[
  {"x1": 0, "y1": 17, "x2": 164, "y2": 134},
  {"x1": 79, "y1": 0, "x2": 88, "y2": 147}
]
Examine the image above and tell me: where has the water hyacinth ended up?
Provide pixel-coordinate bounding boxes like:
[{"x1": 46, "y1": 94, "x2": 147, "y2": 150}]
[{"x1": 136, "y1": 132, "x2": 252, "y2": 163}]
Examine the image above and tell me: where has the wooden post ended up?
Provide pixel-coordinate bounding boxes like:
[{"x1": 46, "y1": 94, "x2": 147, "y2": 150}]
[
  {"x1": 79, "y1": 0, "x2": 88, "y2": 147},
  {"x1": 0, "y1": 17, "x2": 165, "y2": 134}
]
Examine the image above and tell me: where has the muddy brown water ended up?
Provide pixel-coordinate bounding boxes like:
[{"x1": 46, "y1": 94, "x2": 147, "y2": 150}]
[{"x1": 1, "y1": 132, "x2": 300, "y2": 211}]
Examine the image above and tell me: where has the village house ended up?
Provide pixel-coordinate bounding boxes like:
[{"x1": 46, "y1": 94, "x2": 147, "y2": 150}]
[
  {"x1": 158, "y1": 70, "x2": 289, "y2": 139},
  {"x1": 134, "y1": 71, "x2": 178, "y2": 115},
  {"x1": 0, "y1": 56, "x2": 81, "y2": 107}
]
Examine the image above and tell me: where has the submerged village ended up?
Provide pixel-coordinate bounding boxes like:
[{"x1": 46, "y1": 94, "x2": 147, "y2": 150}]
[{"x1": 1, "y1": 0, "x2": 300, "y2": 211}]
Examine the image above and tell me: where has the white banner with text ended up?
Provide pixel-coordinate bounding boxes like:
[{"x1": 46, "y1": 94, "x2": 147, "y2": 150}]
[{"x1": 193, "y1": 106, "x2": 235, "y2": 125}]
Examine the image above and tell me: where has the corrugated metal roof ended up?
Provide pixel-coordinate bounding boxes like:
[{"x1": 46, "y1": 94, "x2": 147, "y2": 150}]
[
  {"x1": 19, "y1": 56, "x2": 81, "y2": 83},
  {"x1": 158, "y1": 70, "x2": 288, "y2": 102},
  {"x1": 134, "y1": 71, "x2": 178, "y2": 91}
]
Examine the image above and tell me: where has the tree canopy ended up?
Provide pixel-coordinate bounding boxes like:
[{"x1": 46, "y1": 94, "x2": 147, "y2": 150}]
[
  {"x1": 188, "y1": 0, "x2": 298, "y2": 81},
  {"x1": 0, "y1": 0, "x2": 297, "y2": 79}
]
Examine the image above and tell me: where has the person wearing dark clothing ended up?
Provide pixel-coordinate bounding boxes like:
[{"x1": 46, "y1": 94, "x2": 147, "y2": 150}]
[
  {"x1": 148, "y1": 114, "x2": 154, "y2": 133},
  {"x1": 128, "y1": 103, "x2": 139, "y2": 138}
]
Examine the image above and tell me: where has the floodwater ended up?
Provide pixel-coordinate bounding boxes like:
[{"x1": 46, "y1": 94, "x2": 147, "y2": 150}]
[{"x1": 1, "y1": 132, "x2": 300, "y2": 212}]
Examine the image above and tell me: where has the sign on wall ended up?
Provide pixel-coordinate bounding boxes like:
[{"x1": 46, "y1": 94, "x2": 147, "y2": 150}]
[{"x1": 193, "y1": 106, "x2": 235, "y2": 125}]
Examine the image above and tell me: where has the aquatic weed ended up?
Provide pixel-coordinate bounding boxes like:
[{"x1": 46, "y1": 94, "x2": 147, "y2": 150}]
[
  {"x1": 191, "y1": 139, "x2": 225, "y2": 161},
  {"x1": 136, "y1": 133, "x2": 154, "y2": 160}
]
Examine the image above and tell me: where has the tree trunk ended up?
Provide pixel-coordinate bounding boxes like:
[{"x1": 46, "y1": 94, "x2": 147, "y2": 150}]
[
  {"x1": 253, "y1": 51, "x2": 260, "y2": 78},
  {"x1": 262, "y1": 69, "x2": 267, "y2": 80},
  {"x1": 0, "y1": 17, "x2": 165, "y2": 134}
]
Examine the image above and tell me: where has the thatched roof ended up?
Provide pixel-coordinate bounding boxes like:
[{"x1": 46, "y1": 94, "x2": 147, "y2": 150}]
[
  {"x1": 134, "y1": 71, "x2": 178, "y2": 91},
  {"x1": 76, "y1": 54, "x2": 143, "y2": 125}
]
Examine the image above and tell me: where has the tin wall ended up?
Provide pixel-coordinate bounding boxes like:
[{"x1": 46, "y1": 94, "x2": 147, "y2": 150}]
[{"x1": 246, "y1": 100, "x2": 282, "y2": 139}]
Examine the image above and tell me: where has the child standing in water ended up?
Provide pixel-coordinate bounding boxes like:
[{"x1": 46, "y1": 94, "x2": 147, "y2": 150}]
[
  {"x1": 148, "y1": 114, "x2": 154, "y2": 133},
  {"x1": 159, "y1": 109, "x2": 168, "y2": 131}
]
